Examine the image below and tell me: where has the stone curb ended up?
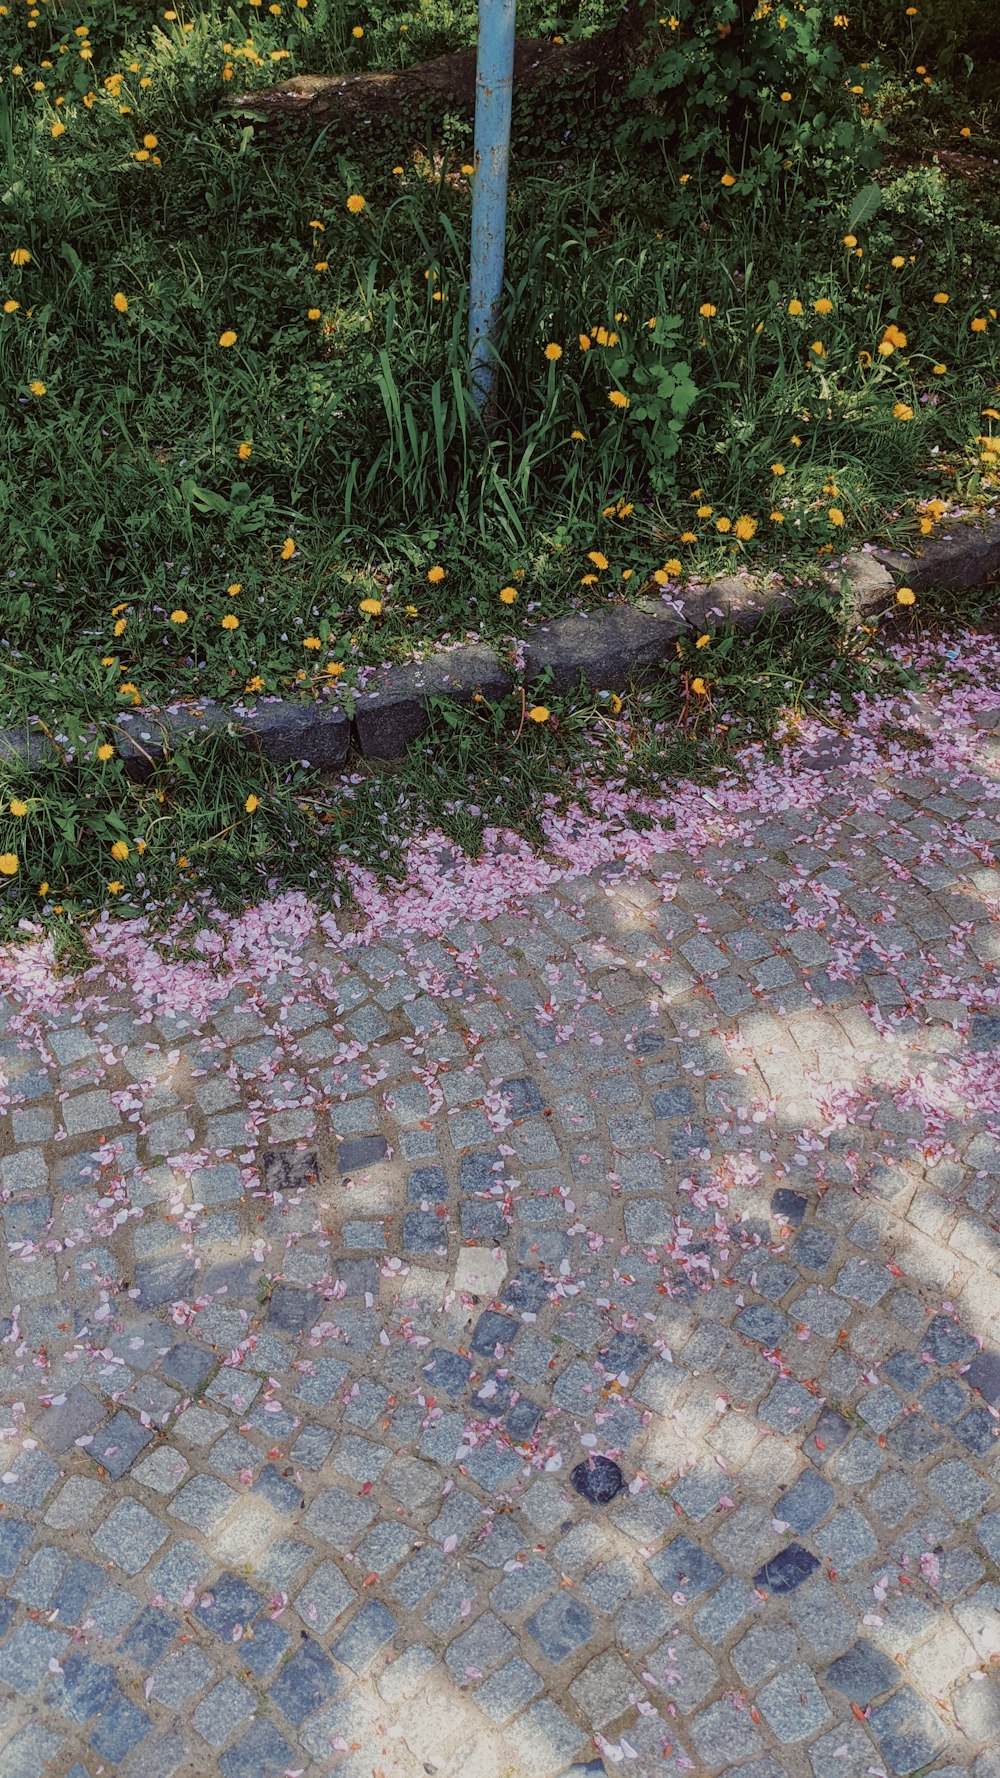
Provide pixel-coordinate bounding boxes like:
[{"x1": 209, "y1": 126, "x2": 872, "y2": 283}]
[{"x1": 2, "y1": 522, "x2": 998, "y2": 773}]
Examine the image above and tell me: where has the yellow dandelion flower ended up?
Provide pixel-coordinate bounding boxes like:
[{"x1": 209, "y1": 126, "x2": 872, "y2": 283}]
[
  {"x1": 359, "y1": 597, "x2": 383, "y2": 616},
  {"x1": 219, "y1": 329, "x2": 238, "y2": 347},
  {"x1": 0, "y1": 854, "x2": 18, "y2": 876},
  {"x1": 221, "y1": 613, "x2": 240, "y2": 629},
  {"x1": 245, "y1": 794, "x2": 259, "y2": 812},
  {"x1": 578, "y1": 334, "x2": 591, "y2": 351},
  {"x1": 352, "y1": 23, "x2": 364, "y2": 35},
  {"x1": 893, "y1": 401, "x2": 914, "y2": 421},
  {"x1": 307, "y1": 307, "x2": 321, "y2": 320},
  {"x1": 3, "y1": 300, "x2": 19, "y2": 314},
  {"x1": 695, "y1": 634, "x2": 710, "y2": 648},
  {"x1": 499, "y1": 586, "x2": 518, "y2": 604},
  {"x1": 829, "y1": 507, "x2": 845, "y2": 526},
  {"x1": 720, "y1": 173, "x2": 736, "y2": 187},
  {"x1": 9, "y1": 798, "x2": 28, "y2": 817},
  {"x1": 734, "y1": 515, "x2": 757, "y2": 541},
  {"x1": 932, "y1": 363, "x2": 947, "y2": 375},
  {"x1": 608, "y1": 390, "x2": 630, "y2": 409},
  {"x1": 810, "y1": 340, "x2": 825, "y2": 356},
  {"x1": 10, "y1": 248, "x2": 31, "y2": 266},
  {"x1": 697, "y1": 504, "x2": 713, "y2": 517},
  {"x1": 699, "y1": 303, "x2": 717, "y2": 318},
  {"x1": 544, "y1": 342, "x2": 563, "y2": 361},
  {"x1": 97, "y1": 743, "x2": 115, "y2": 761},
  {"x1": 587, "y1": 551, "x2": 609, "y2": 570},
  {"x1": 527, "y1": 705, "x2": 550, "y2": 723},
  {"x1": 896, "y1": 585, "x2": 916, "y2": 605},
  {"x1": 814, "y1": 297, "x2": 833, "y2": 315},
  {"x1": 51, "y1": 120, "x2": 66, "y2": 138},
  {"x1": 113, "y1": 291, "x2": 129, "y2": 313},
  {"x1": 346, "y1": 194, "x2": 366, "y2": 214},
  {"x1": 280, "y1": 538, "x2": 296, "y2": 560},
  {"x1": 716, "y1": 517, "x2": 732, "y2": 534},
  {"x1": 971, "y1": 317, "x2": 988, "y2": 333},
  {"x1": 932, "y1": 292, "x2": 949, "y2": 304},
  {"x1": 427, "y1": 565, "x2": 446, "y2": 583},
  {"x1": 29, "y1": 380, "x2": 46, "y2": 396},
  {"x1": 787, "y1": 299, "x2": 803, "y2": 316},
  {"x1": 679, "y1": 531, "x2": 697, "y2": 544},
  {"x1": 303, "y1": 635, "x2": 321, "y2": 649},
  {"x1": 110, "y1": 839, "x2": 130, "y2": 862},
  {"x1": 691, "y1": 677, "x2": 708, "y2": 696}
]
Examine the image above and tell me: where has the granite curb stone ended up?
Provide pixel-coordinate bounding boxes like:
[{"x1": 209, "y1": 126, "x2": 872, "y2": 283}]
[{"x1": 4, "y1": 521, "x2": 997, "y2": 769}]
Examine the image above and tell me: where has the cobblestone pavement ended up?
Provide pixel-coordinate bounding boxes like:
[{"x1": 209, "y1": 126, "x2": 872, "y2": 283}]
[{"x1": 3, "y1": 674, "x2": 1000, "y2": 1778}]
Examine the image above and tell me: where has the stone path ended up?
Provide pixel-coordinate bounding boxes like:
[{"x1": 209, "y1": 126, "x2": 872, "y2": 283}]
[{"x1": 2, "y1": 660, "x2": 1000, "y2": 1778}]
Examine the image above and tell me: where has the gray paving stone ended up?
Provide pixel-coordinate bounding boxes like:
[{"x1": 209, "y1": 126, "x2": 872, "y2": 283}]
[
  {"x1": 446, "y1": 1613, "x2": 517, "y2": 1680},
  {"x1": 475, "y1": 1653, "x2": 544, "y2": 1723},
  {"x1": 731, "y1": 1624, "x2": 797, "y2": 1686},
  {"x1": 4, "y1": 1725, "x2": 65, "y2": 1778},
  {"x1": 330, "y1": 1600, "x2": 397, "y2": 1672},
  {"x1": 869, "y1": 1685, "x2": 946, "y2": 1775},
  {"x1": 526, "y1": 1594, "x2": 596, "y2": 1664},
  {"x1": 817, "y1": 1508, "x2": 879, "y2": 1573},
  {"x1": 757, "y1": 1663, "x2": 832, "y2": 1742},
  {"x1": 169, "y1": 1473, "x2": 239, "y2": 1530},
  {"x1": 93, "y1": 1498, "x2": 168, "y2": 1573},
  {"x1": 776, "y1": 1469, "x2": 835, "y2": 1533},
  {"x1": 35, "y1": 1384, "x2": 107, "y2": 1452},
  {"x1": 192, "y1": 1677, "x2": 258, "y2": 1747},
  {"x1": 218, "y1": 1720, "x2": 296, "y2": 1778},
  {"x1": 149, "y1": 1646, "x2": 216, "y2": 1707},
  {"x1": 826, "y1": 1639, "x2": 902, "y2": 1705},
  {"x1": 515, "y1": 1699, "x2": 588, "y2": 1776},
  {"x1": 648, "y1": 1535, "x2": 724, "y2": 1602},
  {"x1": 690, "y1": 1699, "x2": 764, "y2": 1768},
  {"x1": 0, "y1": 1621, "x2": 69, "y2": 1692}
]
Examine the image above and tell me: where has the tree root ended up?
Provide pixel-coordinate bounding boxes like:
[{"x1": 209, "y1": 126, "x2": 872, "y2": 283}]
[{"x1": 227, "y1": 9, "x2": 651, "y2": 128}]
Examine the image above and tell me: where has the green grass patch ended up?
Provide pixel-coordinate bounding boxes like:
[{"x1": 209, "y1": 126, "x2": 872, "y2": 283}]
[{"x1": 0, "y1": 0, "x2": 997, "y2": 934}]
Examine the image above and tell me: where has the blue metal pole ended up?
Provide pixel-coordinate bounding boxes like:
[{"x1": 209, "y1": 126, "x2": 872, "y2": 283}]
[{"x1": 468, "y1": 0, "x2": 517, "y2": 410}]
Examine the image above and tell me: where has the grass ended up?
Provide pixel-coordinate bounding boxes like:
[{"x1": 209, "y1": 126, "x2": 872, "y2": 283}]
[{"x1": 0, "y1": 0, "x2": 997, "y2": 933}]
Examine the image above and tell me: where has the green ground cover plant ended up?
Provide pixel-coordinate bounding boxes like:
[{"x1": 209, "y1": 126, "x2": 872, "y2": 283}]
[{"x1": 0, "y1": 0, "x2": 997, "y2": 931}]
